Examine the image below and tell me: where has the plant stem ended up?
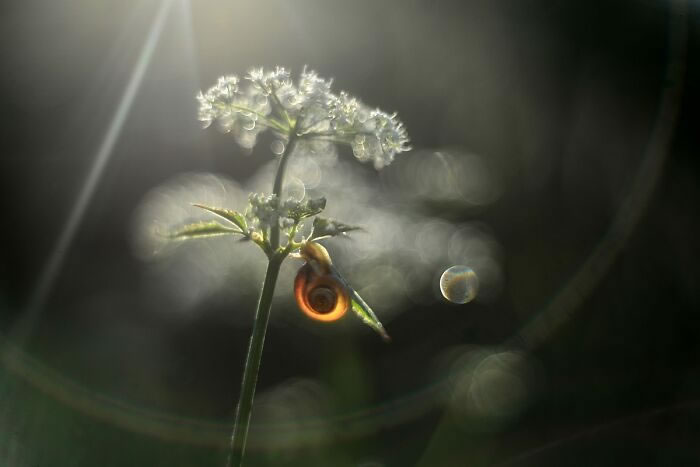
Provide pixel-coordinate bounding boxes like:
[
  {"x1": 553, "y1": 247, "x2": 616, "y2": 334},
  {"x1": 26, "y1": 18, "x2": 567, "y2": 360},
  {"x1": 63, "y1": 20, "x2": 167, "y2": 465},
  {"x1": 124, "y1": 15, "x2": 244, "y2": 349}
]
[
  {"x1": 270, "y1": 133, "x2": 297, "y2": 249},
  {"x1": 227, "y1": 254, "x2": 282, "y2": 467},
  {"x1": 228, "y1": 128, "x2": 299, "y2": 467}
]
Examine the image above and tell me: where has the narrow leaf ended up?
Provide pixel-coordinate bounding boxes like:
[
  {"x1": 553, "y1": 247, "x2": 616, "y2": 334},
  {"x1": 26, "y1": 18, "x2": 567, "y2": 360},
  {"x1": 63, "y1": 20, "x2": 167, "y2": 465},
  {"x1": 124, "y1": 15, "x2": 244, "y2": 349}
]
[
  {"x1": 169, "y1": 221, "x2": 243, "y2": 240},
  {"x1": 192, "y1": 203, "x2": 247, "y2": 232},
  {"x1": 328, "y1": 265, "x2": 390, "y2": 341},
  {"x1": 350, "y1": 291, "x2": 391, "y2": 342},
  {"x1": 310, "y1": 216, "x2": 363, "y2": 241}
]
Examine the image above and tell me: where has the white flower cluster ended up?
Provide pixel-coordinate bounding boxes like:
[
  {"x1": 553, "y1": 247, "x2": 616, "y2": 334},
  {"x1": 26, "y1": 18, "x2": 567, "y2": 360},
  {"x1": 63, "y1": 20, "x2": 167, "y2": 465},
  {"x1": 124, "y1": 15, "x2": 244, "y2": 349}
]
[
  {"x1": 246, "y1": 193, "x2": 297, "y2": 232},
  {"x1": 197, "y1": 75, "x2": 271, "y2": 149},
  {"x1": 197, "y1": 66, "x2": 411, "y2": 169},
  {"x1": 327, "y1": 91, "x2": 410, "y2": 169}
]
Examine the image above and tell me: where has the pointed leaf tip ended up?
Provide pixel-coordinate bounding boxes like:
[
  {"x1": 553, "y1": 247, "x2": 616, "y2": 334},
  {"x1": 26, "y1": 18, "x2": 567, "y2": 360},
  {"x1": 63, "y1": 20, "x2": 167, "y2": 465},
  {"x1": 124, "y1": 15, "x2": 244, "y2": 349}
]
[
  {"x1": 169, "y1": 221, "x2": 243, "y2": 240},
  {"x1": 350, "y1": 292, "x2": 390, "y2": 342},
  {"x1": 192, "y1": 203, "x2": 247, "y2": 233},
  {"x1": 310, "y1": 216, "x2": 363, "y2": 241}
]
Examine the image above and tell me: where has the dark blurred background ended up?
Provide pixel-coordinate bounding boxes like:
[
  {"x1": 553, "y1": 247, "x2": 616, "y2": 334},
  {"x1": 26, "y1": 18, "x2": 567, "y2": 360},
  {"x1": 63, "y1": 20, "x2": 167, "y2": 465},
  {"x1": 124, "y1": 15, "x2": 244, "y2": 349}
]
[{"x1": 1, "y1": 0, "x2": 699, "y2": 466}]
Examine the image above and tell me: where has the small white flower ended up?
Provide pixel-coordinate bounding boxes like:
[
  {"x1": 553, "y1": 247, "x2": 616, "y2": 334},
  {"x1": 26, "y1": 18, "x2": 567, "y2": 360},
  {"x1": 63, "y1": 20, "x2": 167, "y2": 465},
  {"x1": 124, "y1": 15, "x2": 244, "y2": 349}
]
[
  {"x1": 246, "y1": 193, "x2": 305, "y2": 234},
  {"x1": 246, "y1": 66, "x2": 291, "y2": 95},
  {"x1": 328, "y1": 91, "x2": 362, "y2": 129},
  {"x1": 296, "y1": 67, "x2": 334, "y2": 110}
]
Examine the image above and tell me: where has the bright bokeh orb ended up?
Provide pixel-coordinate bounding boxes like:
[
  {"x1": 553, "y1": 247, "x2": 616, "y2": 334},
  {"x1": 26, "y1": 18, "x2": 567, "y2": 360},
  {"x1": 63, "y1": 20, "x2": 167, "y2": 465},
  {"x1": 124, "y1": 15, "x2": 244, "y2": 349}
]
[
  {"x1": 283, "y1": 176, "x2": 306, "y2": 202},
  {"x1": 440, "y1": 265, "x2": 479, "y2": 304}
]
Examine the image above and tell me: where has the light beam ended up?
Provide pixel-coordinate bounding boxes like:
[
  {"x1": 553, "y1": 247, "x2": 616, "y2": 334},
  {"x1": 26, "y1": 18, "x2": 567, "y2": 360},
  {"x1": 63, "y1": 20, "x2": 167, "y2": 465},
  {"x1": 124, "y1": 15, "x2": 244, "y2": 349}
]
[{"x1": 12, "y1": 0, "x2": 175, "y2": 344}]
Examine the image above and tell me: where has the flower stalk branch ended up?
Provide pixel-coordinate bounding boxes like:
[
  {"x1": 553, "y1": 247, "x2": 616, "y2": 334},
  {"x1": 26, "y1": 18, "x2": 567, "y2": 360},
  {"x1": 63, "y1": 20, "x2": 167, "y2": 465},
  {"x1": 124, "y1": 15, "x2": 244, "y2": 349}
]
[{"x1": 270, "y1": 131, "x2": 298, "y2": 250}]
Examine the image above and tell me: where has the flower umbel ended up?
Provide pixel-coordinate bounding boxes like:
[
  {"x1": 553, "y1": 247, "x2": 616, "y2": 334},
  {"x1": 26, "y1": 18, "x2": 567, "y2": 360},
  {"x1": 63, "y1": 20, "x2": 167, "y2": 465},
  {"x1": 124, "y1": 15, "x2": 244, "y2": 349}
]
[{"x1": 197, "y1": 66, "x2": 411, "y2": 169}]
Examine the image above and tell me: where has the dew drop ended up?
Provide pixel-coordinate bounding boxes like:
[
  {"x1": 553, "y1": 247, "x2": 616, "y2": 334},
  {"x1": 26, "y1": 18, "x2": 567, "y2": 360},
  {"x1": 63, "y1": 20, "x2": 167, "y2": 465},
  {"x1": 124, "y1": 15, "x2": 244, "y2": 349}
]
[
  {"x1": 271, "y1": 139, "x2": 285, "y2": 155},
  {"x1": 253, "y1": 93, "x2": 268, "y2": 107},
  {"x1": 440, "y1": 265, "x2": 478, "y2": 304},
  {"x1": 351, "y1": 134, "x2": 369, "y2": 161},
  {"x1": 242, "y1": 118, "x2": 256, "y2": 131},
  {"x1": 357, "y1": 109, "x2": 370, "y2": 123},
  {"x1": 365, "y1": 136, "x2": 383, "y2": 158},
  {"x1": 284, "y1": 176, "x2": 306, "y2": 202}
]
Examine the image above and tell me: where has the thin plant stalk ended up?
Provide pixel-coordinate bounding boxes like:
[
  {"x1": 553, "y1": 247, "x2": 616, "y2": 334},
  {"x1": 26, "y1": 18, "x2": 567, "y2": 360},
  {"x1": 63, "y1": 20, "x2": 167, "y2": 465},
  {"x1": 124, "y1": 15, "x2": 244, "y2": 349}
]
[
  {"x1": 227, "y1": 137, "x2": 297, "y2": 467},
  {"x1": 227, "y1": 255, "x2": 281, "y2": 466},
  {"x1": 270, "y1": 132, "x2": 298, "y2": 249}
]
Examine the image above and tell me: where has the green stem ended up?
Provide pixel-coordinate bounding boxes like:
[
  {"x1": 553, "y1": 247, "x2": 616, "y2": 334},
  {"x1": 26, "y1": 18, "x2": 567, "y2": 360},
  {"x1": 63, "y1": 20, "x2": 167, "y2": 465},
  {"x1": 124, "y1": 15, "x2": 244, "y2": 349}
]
[
  {"x1": 270, "y1": 132, "x2": 298, "y2": 250},
  {"x1": 227, "y1": 254, "x2": 282, "y2": 467},
  {"x1": 228, "y1": 124, "x2": 299, "y2": 467}
]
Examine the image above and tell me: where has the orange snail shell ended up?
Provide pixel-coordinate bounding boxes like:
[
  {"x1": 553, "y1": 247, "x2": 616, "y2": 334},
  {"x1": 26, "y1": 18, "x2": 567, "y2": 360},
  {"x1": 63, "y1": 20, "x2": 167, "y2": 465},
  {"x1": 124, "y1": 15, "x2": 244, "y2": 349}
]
[{"x1": 294, "y1": 244, "x2": 350, "y2": 322}]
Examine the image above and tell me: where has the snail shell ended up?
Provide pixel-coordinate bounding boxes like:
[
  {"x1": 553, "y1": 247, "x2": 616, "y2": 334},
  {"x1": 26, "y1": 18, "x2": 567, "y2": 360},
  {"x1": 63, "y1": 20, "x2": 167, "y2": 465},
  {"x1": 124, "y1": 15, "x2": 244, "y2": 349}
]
[{"x1": 294, "y1": 263, "x2": 350, "y2": 322}]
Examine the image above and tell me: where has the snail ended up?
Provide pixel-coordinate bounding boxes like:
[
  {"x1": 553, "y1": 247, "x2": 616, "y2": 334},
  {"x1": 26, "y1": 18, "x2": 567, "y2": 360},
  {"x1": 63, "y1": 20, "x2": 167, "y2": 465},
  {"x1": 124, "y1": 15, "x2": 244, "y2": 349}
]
[
  {"x1": 293, "y1": 240, "x2": 391, "y2": 341},
  {"x1": 294, "y1": 241, "x2": 350, "y2": 322}
]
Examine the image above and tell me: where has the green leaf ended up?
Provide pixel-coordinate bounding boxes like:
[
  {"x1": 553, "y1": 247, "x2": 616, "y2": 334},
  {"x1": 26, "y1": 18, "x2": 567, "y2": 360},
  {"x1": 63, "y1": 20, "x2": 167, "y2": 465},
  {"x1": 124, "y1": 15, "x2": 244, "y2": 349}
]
[
  {"x1": 350, "y1": 291, "x2": 391, "y2": 342},
  {"x1": 310, "y1": 216, "x2": 362, "y2": 240},
  {"x1": 288, "y1": 197, "x2": 326, "y2": 221},
  {"x1": 329, "y1": 265, "x2": 390, "y2": 342},
  {"x1": 192, "y1": 203, "x2": 248, "y2": 232},
  {"x1": 168, "y1": 221, "x2": 243, "y2": 240}
]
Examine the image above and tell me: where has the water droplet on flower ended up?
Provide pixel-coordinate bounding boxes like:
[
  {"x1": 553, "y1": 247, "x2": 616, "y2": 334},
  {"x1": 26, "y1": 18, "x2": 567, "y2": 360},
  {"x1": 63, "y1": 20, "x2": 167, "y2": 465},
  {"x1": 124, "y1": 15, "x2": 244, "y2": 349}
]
[
  {"x1": 253, "y1": 93, "x2": 268, "y2": 107},
  {"x1": 351, "y1": 134, "x2": 370, "y2": 161},
  {"x1": 284, "y1": 176, "x2": 306, "y2": 202},
  {"x1": 242, "y1": 118, "x2": 256, "y2": 131},
  {"x1": 365, "y1": 136, "x2": 383, "y2": 158},
  {"x1": 440, "y1": 265, "x2": 478, "y2": 304},
  {"x1": 271, "y1": 140, "x2": 285, "y2": 155},
  {"x1": 352, "y1": 104, "x2": 370, "y2": 123}
]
